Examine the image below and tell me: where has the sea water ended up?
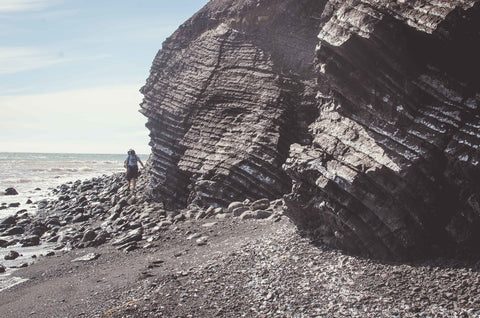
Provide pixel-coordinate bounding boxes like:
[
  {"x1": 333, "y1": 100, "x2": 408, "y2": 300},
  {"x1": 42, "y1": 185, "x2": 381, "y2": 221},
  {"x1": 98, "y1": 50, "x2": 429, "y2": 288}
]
[
  {"x1": 0, "y1": 152, "x2": 147, "y2": 219},
  {"x1": 0, "y1": 152, "x2": 148, "y2": 291}
]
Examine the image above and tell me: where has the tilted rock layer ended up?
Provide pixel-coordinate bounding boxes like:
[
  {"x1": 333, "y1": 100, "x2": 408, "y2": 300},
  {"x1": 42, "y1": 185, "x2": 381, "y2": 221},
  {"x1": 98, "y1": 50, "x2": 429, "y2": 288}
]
[{"x1": 140, "y1": 0, "x2": 480, "y2": 260}]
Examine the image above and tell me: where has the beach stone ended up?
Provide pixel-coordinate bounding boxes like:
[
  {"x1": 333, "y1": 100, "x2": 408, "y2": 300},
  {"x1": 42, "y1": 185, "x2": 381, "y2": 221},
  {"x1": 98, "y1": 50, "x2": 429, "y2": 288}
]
[
  {"x1": 123, "y1": 242, "x2": 139, "y2": 252},
  {"x1": 213, "y1": 207, "x2": 224, "y2": 214},
  {"x1": 58, "y1": 195, "x2": 71, "y2": 201},
  {"x1": 72, "y1": 252, "x2": 101, "y2": 263},
  {"x1": 227, "y1": 201, "x2": 244, "y2": 213},
  {"x1": 239, "y1": 211, "x2": 256, "y2": 220},
  {"x1": 0, "y1": 239, "x2": 9, "y2": 248},
  {"x1": 250, "y1": 198, "x2": 270, "y2": 211},
  {"x1": 81, "y1": 229, "x2": 97, "y2": 243},
  {"x1": 173, "y1": 213, "x2": 186, "y2": 222},
  {"x1": 195, "y1": 210, "x2": 207, "y2": 220},
  {"x1": 46, "y1": 217, "x2": 61, "y2": 228},
  {"x1": 196, "y1": 236, "x2": 208, "y2": 246},
  {"x1": 112, "y1": 228, "x2": 143, "y2": 246},
  {"x1": 2, "y1": 226, "x2": 24, "y2": 236},
  {"x1": 253, "y1": 210, "x2": 273, "y2": 219},
  {"x1": 205, "y1": 206, "x2": 215, "y2": 216},
  {"x1": 26, "y1": 199, "x2": 33, "y2": 204},
  {"x1": 92, "y1": 231, "x2": 109, "y2": 246},
  {"x1": 8, "y1": 202, "x2": 20, "y2": 208},
  {"x1": 5, "y1": 188, "x2": 18, "y2": 195},
  {"x1": 202, "y1": 222, "x2": 218, "y2": 227},
  {"x1": 79, "y1": 183, "x2": 94, "y2": 192},
  {"x1": 46, "y1": 234, "x2": 59, "y2": 243},
  {"x1": 187, "y1": 233, "x2": 202, "y2": 240},
  {"x1": 37, "y1": 200, "x2": 48, "y2": 209},
  {"x1": 158, "y1": 220, "x2": 173, "y2": 227},
  {"x1": 21, "y1": 235, "x2": 40, "y2": 247},
  {"x1": 28, "y1": 222, "x2": 48, "y2": 237},
  {"x1": 0, "y1": 264, "x2": 5, "y2": 273},
  {"x1": 72, "y1": 214, "x2": 90, "y2": 223},
  {"x1": 0, "y1": 216, "x2": 16, "y2": 226},
  {"x1": 232, "y1": 207, "x2": 249, "y2": 217},
  {"x1": 4, "y1": 250, "x2": 20, "y2": 260}
]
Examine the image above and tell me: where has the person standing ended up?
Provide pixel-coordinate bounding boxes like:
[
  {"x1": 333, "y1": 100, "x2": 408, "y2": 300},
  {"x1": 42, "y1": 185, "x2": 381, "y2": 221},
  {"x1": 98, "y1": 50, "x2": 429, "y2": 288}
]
[{"x1": 124, "y1": 149, "x2": 145, "y2": 192}]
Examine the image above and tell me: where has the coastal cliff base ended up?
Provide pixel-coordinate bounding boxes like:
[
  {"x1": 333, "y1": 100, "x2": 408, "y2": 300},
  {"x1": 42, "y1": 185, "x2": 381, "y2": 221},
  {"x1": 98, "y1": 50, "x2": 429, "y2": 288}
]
[{"x1": 1, "y1": 217, "x2": 479, "y2": 317}]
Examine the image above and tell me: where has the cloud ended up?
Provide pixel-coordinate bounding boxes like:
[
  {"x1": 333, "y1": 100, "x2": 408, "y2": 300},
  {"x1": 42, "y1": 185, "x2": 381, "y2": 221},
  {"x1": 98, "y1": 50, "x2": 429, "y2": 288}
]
[
  {"x1": 0, "y1": 47, "x2": 109, "y2": 75},
  {"x1": 0, "y1": 0, "x2": 61, "y2": 12},
  {"x1": 0, "y1": 85, "x2": 151, "y2": 154}
]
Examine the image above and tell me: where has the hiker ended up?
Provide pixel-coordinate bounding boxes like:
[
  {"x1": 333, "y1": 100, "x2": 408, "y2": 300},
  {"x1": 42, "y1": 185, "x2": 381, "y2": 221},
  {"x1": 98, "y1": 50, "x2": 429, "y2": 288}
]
[{"x1": 124, "y1": 149, "x2": 145, "y2": 192}]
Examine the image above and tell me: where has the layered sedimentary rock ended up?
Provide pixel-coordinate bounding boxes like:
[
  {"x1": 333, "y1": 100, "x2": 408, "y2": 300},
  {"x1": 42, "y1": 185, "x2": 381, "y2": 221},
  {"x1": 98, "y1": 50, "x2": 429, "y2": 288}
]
[
  {"x1": 140, "y1": 0, "x2": 480, "y2": 260},
  {"x1": 140, "y1": 0, "x2": 324, "y2": 208}
]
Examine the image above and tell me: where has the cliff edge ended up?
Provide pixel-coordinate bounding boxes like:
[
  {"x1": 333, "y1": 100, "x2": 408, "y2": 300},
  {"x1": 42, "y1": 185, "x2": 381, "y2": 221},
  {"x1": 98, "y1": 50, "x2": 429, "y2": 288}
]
[{"x1": 140, "y1": 0, "x2": 480, "y2": 260}]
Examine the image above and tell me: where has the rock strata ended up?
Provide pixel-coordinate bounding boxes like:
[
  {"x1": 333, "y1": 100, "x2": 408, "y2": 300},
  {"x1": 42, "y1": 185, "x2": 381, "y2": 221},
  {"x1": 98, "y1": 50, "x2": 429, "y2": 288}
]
[{"x1": 139, "y1": 0, "x2": 480, "y2": 260}]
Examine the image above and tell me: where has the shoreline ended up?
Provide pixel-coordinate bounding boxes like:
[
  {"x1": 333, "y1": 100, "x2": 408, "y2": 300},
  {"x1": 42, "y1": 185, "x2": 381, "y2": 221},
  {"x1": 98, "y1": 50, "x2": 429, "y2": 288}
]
[{"x1": 0, "y1": 172, "x2": 479, "y2": 317}]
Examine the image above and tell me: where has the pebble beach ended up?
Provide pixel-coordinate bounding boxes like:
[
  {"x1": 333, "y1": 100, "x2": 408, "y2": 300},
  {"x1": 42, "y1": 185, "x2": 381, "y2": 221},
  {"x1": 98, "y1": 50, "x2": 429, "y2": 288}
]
[{"x1": 0, "y1": 171, "x2": 479, "y2": 317}]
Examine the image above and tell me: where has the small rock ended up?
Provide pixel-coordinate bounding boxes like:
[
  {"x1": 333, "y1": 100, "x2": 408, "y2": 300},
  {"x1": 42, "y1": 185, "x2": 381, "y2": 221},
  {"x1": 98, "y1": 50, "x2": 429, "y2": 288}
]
[
  {"x1": 196, "y1": 236, "x2": 208, "y2": 246},
  {"x1": 250, "y1": 198, "x2": 269, "y2": 210},
  {"x1": 0, "y1": 264, "x2": 5, "y2": 273},
  {"x1": 158, "y1": 220, "x2": 173, "y2": 227},
  {"x1": 72, "y1": 214, "x2": 90, "y2": 223},
  {"x1": 195, "y1": 211, "x2": 207, "y2": 220},
  {"x1": 72, "y1": 252, "x2": 101, "y2": 262},
  {"x1": 1, "y1": 216, "x2": 16, "y2": 226},
  {"x1": 112, "y1": 228, "x2": 143, "y2": 246},
  {"x1": 227, "y1": 201, "x2": 244, "y2": 213},
  {"x1": 5, "y1": 188, "x2": 18, "y2": 196},
  {"x1": 0, "y1": 239, "x2": 9, "y2": 248},
  {"x1": 26, "y1": 199, "x2": 33, "y2": 204},
  {"x1": 187, "y1": 233, "x2": 202, "y2": 240},
  {"x1": 81, "y1": 229, "x2": 97, "y2": 243},
  {"x1": 4, "y1": 250, "x2": 20, "y2": 260},
  {"x1": 232, "y1": 207, "x2": 248, "y2": 217},
  {"x1": 21, "y1": 235, "x2": 40, "y2": 247},
  {"x1": 173, "y1": 213, "x2": 186, "y2": 222},
  {"x1": 2, "y1": 226, "x2": 24, "y2": 236},
  {"x1": 92, "y1": 231, "x2": 109, "y2": 246},
  {"x1": 8, "y1": 202, "x2": 20, "y2": 208},
  {"x1": 202, "y1": 222, "x2": 217, "y2": 227},
  {"x1": 253, "y1": 210, "x2": 272, "y2": 219},
  {"x1": 239, "y1": 211, "x2": 255, "y2": 220}
]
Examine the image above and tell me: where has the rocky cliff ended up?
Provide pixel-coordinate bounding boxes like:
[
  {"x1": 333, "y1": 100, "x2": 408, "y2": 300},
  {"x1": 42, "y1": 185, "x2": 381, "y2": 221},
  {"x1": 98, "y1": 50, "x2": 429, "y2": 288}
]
[{"x1": 140, "y1": 0, "x2": 480, "y2": 260}]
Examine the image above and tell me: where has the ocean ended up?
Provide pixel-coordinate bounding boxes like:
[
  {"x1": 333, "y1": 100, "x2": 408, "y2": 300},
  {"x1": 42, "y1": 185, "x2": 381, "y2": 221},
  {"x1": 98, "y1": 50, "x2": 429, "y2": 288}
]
[{"x1": 0, "y1": 152, "x2": 147, "y2": 220}]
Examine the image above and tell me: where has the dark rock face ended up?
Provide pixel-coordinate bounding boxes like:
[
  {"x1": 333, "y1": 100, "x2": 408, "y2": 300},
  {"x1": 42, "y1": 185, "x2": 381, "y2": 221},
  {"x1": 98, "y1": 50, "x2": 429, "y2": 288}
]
[
  {"x1": 141, "y1": 0, "x2": 325, "y2": 208},
  {"x1": 140, "y1": 0, "x2": 480, "y2": 260},
  {"x1": 283, "y1": 0, "x2": 480, "y2": 260}
]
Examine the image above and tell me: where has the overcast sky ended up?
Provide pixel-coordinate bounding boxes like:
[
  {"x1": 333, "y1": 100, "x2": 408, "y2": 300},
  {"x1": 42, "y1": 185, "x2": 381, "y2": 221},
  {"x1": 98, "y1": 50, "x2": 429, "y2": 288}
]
[{"x1": 0, "y1": 0, "x2": 209, "y2": 154}]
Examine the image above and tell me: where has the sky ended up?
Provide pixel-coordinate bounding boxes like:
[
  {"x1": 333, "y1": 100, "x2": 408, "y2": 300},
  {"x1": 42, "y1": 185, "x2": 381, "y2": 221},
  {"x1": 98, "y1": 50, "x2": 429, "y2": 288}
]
[{"x1": 0, "y1": 0, "x2": 209, "y2": 154}]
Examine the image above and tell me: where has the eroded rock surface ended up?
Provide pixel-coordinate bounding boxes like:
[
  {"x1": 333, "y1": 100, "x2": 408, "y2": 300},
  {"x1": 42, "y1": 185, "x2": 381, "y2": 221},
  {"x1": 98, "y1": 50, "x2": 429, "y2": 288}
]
[{"x1": 141, "y1": 0, "x2": 480, "y2": 260}]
